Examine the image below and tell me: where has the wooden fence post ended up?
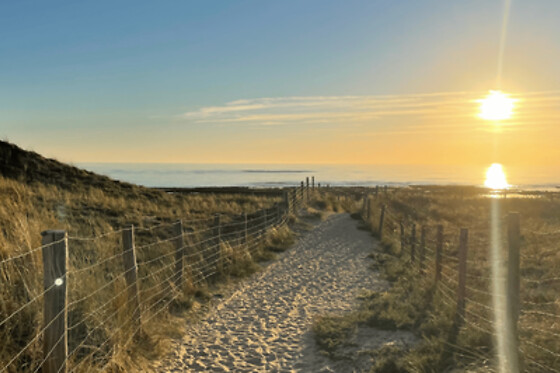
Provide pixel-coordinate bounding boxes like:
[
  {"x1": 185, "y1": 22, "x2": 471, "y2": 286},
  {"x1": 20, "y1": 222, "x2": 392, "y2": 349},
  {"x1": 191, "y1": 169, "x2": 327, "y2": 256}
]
[
  {"x1": 283, "y1": 190, "x2": 290, "y2": 214},
  {"x1": 306, "y1": 177, "x2": 310, "y2": 202},
  {"x1": 173, "y1": 220, "x2": 185, "y2": 290},
  {"x1": 244, "y1": 212, "x2": 249, "y2": 245},
  {"x1": 378, "y1": 205, "x2": 386, "y2": 240},
  {"x1": 457, "y1": 228, "x2": 468, "y2": 322},
  {"x1": 312, "y1": 176, "x2": 315, "y2": 190},
  {"x1": 435, "y1": 224, "x2": 443, "y2": 283},
  {"x1": 410, "y1": 224, "x2": 416, "y2": 262},
  {"x1": 506, "y1": 212, "x2": 520, "y2": 371},
  {"x1": 300, "y1": 181, "x2": 305, "y2": 204},
  {"x1": 419, "y1": 226, "x2": 426, "y2": 272},
  {"x1": 400, "y1": 222, "x2": 405, "y2": 253},
  {"x1": 213, "y1": 214, "x2": 221, "y2": 246},
  {"x1": 41, "y1": 230, "x2": 68, "y2": 373},
  {"x1": 366, "y1": 197, "x2": 371, "y2": 221},
  {"x1": 122, "y1": 225, "x2": 142, "y2": 336}
]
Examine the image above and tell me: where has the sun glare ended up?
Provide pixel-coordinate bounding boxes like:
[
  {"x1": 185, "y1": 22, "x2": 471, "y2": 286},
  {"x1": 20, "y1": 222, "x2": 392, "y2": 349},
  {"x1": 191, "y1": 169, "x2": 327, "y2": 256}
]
[
  {"x1": 485, "y1": 163, "x2": 509, "y2": 189},
  {"x1": 478, "y1": 90, "x2": 516, "y2": 121}
]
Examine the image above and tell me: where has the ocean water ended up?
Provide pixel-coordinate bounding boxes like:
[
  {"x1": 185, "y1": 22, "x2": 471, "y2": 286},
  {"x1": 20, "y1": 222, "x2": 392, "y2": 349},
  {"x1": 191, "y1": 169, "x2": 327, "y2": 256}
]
[{"x1": 79, "y1": 163, "x2": 560, "y2": 190}]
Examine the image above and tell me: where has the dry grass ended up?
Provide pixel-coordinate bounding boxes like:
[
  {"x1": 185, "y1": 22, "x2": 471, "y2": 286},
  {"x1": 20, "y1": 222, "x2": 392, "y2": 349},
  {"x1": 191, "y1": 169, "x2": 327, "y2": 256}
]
[
  {"x1": 0, "y1": 141, "x2": 294, "y2": 372},
  {"x1": 312, "y1": 186, "x2": 560, "y2": 372}
]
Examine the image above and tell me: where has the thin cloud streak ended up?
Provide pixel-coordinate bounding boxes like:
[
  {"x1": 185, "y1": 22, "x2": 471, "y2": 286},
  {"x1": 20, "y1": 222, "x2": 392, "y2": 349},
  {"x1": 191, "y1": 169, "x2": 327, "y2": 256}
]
[{"x1": 180, "y1": 91, "x2": 560, "y2": 131}]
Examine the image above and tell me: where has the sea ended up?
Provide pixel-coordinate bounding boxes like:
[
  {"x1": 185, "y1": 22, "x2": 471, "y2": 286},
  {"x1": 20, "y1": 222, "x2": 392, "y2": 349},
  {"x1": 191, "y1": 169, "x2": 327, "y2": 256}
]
[{"x1": 79, "y1": 163, "x2": 560, "y2": 190}]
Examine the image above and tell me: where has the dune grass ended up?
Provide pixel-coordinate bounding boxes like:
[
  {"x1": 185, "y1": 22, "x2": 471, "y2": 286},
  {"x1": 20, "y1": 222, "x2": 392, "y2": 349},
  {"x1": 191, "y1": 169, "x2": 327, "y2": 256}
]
[
  {"x1": 312, "y1": 186, "x2": 560, "y2": 372},
  {"x1": 0, "y1": 140, "x2": 299, "y2": 371}
]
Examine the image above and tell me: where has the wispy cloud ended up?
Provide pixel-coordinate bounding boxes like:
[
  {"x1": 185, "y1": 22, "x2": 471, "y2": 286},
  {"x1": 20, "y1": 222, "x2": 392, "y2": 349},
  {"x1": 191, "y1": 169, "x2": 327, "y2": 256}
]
[{"x1": 180, "y1": 91, "x2": 560, "y2": 131}]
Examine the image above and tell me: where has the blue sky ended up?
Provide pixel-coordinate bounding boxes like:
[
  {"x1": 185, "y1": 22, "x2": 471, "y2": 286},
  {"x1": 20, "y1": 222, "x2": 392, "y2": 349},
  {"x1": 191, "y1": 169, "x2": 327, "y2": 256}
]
[{"x1": 1, "y1": 1, "x2": 559, "y2": 164}]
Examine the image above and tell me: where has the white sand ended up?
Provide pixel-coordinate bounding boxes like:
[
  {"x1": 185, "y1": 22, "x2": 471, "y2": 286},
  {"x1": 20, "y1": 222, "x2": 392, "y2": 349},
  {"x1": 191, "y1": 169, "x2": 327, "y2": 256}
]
[{"x1": 155, "y1": 213, "x2": 414, "y2": 372}]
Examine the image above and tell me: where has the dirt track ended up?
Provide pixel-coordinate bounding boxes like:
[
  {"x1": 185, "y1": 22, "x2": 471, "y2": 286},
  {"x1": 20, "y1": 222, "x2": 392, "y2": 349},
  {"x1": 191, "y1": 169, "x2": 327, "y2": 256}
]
[{"x1": 155, "y1": 213, "x2": 408, "y2": 372}]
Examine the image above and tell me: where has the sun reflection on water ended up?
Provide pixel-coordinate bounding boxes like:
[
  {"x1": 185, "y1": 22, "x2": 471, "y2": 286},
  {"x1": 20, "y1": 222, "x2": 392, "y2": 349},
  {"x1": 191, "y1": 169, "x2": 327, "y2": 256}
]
[{"x1": 485, "y1": 163, "x2": 509, "y2": 190}]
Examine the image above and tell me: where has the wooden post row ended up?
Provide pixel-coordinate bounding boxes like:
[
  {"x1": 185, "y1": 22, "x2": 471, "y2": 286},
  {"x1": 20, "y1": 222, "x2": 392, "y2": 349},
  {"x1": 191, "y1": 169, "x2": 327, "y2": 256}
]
[
  {"x1": 41, "y1": 230, "x2": 68, "y2": 373},
  {"x1": 456, "y1": 228, "x2": 468, "y2": 322},
  {"x1": 122, "y1": 225, "x2": 142, "y2": 336},
  {"x1": 378, "y1": 205, "x2": 386, "y2": 240}
]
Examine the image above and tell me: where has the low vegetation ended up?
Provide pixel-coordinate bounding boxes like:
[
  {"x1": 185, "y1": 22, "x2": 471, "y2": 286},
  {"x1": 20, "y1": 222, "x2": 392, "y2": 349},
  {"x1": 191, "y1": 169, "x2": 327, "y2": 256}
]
[
  {"x1": 0, "y1": 140, "x2": 294, "y2": 372},
  {"x1": 313, "y1": 186, "x2": 560, "y2": 372}
]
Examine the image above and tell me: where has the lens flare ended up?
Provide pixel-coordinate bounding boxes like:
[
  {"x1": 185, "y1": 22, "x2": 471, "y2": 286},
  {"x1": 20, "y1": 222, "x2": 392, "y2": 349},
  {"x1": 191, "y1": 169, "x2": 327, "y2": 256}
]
[
  {"x1": 485, "y1": 163, "x2": 509, "y2": 189},
  {"x1": 478, "y1": 91, "x2": 516, "y2": 121}
]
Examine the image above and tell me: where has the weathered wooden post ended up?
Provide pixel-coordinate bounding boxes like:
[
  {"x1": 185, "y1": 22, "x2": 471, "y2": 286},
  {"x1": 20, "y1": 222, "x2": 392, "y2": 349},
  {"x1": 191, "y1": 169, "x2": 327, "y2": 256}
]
[
  {"x1": 173, "y1": 220, "x2": 185, "y2": 290},
  {"x1": 506, "y1": 213, "x2": 520, "y2": 372},
  {"x1": 435, "y1": 225, "x2": 443, "y2": 283},
  {"x1": 244, "y1": 212, "x2": 249, "y2": 246},
  {"x1": 41, "y1": 230, "x2": 68, "y2": 373},
  {"x1": 300, "y1": 181, "x2": 305, "y2": 204},
  {"x1": 366, "y1": 197, "x2": 371, "y2": 221},
  {"x1": 457, "y1": 228, "x2": 468, "y2": 322},
  {"x1": 419, "y1": 226, "x2": 426, "y2": 272},
  {"x1": 312, "y1": 176, "x2": 315, "y2": 190},
  {"x1": 213, "y1": 213, "x2": 221, "y2": 240},
  {"x1": 306, "y1": 177, "x2": 310, "y2": 202},
  {"x1": 378, "y1": 205, "x2": 386, "y2": 241},
  {"x1": 410, "y1": 224, "x2": 416, "y2": 262},
  {"x1": 213, "y1": 214, "x2": 221, "y2": 261},
  {"x1": 400, "y1": 222, "x2": 405, "y2": 253},
  {"x1": 122, "y1": 225, "x2": 142, "y2": 336},
  {"x1": 283, "y1": 190, "x2": 290, "y2": 215}
]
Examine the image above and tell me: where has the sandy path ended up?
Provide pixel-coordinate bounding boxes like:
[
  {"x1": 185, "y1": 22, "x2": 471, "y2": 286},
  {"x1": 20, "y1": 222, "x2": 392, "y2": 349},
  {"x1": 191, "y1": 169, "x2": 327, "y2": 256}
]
[{"x1": 155, "y1": 213, "x2": 388, "y2": 372}]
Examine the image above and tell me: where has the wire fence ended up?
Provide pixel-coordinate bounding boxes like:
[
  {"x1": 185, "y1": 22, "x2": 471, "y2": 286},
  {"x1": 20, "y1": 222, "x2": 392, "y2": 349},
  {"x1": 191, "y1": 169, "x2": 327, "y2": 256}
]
[
  {"x1": 0, "y1": 183, "x2": 318, "y2": 373},
  {"x1": 339, "y1": 187, "x2": 560, "y2": 373}
]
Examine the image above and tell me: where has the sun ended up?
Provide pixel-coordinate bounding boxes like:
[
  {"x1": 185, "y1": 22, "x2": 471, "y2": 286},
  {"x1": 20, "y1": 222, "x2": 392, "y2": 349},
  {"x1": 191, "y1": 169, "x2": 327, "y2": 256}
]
[
  {"x1": 477, "y1": 90, "x2": 517, "y2": 121},
  {"x1": 484, "y1": 163, "x2": 509, "y2": 189}
]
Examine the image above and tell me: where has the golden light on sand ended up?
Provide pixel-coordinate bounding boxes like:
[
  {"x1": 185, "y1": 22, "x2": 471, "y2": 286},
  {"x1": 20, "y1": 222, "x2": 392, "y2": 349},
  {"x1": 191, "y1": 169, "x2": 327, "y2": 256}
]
[
  {"x1": 485, "y1": 163, "x2": 509, "y2": 189},
  {"x1": 478, "y1": 90, "x2": 516, "y2": 121}
]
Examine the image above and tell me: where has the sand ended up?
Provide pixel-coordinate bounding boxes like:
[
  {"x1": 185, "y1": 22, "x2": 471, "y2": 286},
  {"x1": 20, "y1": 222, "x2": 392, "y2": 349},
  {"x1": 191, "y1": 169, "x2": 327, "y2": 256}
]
[{"x1": 154, "y1": 213, "x2": 415, "y2": 372}]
